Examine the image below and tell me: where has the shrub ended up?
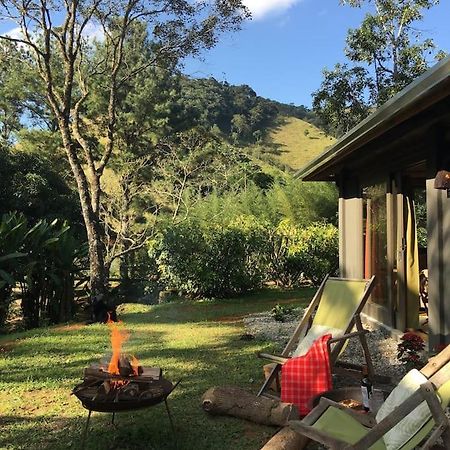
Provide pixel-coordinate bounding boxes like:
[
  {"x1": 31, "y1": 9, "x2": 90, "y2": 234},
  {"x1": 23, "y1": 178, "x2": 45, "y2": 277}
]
[
  {"x1": 269, "y1": 221, "x2": 338, "y2": 287},
  {"x1": 150, "y1": 217, "x2": 269, "y2": 297},
  {"x1": 296, "y1": 222, "x2": 339, "y2": 284},
  {"x1": 271, "y1": 304, "x2": 294, "y2": 322}
]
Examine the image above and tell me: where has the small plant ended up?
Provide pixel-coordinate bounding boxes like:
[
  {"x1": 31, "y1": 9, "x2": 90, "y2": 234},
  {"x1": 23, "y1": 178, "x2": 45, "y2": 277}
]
[
  {"x1": 271, "y1": 304, "x2": 294, "y2": 322},
  {"x1": 397, "y1": 332, "x2": 426, "y2": 371}
]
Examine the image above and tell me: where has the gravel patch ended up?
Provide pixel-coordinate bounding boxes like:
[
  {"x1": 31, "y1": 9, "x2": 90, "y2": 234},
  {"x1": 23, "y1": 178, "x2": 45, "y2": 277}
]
[{"x1": 243, "y1": 308, "x2": 412, "y2": 383}]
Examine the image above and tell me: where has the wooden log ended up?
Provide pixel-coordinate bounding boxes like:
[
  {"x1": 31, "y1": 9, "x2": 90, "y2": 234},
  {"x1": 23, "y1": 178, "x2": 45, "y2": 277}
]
[
  {"x1": 201, "y1": 386, "x2": 298, "y2": 426},
  {"x1": 260, "y1": 427, "x2": 310, "y2": 450},
  {"x1": 84, "y1": 365, "x2": 161, "y2": 382}
]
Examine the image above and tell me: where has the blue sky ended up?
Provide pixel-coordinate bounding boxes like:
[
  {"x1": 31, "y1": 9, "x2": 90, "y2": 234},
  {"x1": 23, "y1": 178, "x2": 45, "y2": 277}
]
[{"x1": 184, "y1": 0, "x2": 450, "y2": 107}]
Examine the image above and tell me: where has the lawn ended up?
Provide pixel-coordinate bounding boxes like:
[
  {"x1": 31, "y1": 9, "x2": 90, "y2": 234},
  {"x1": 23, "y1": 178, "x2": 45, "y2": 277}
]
[{"x1": 0, "y1": 288, "x2": 313, "y2": 450}]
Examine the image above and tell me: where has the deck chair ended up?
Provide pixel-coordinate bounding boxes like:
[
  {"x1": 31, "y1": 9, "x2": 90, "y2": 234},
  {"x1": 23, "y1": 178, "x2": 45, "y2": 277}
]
[
  {"x1": 288, "y1": 344, "x2": 450, "y2": 450},
  {"x1": 258, "y1": 275, "x2": 377, "y2": 398}
]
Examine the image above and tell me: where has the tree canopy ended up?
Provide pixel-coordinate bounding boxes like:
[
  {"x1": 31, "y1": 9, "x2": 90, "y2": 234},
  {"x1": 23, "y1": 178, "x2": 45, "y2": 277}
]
[{"x1": 313, "y1": 0, "x2": 446, "y2": 135}]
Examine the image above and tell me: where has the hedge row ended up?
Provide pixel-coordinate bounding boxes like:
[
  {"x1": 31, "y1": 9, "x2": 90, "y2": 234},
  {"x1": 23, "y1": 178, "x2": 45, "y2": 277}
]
[{"x1": 149, "y1": 218, "x2": 338, "y2": 297}]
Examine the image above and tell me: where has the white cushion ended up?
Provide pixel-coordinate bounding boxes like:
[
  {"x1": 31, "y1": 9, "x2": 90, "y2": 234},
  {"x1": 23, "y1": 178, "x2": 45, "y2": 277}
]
[
  {"x1": 292, "y1": 324, "x2": 344, "y2": 357},
  {"x1": 376, "y1": 369, "x2": 439, "y2": 450}
]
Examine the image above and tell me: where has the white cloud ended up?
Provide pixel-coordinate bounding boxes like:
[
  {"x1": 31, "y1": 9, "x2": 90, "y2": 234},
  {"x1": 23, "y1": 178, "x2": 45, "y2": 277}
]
[
  {"x1": 2, "y1": 21, "x2": 103, "y2": 45},
  {"x1": 3, "y1": 26, "x2": 24, "y2": 40},
  {"x1": 82, "y1": 21, "x2": 104, "y2": 43},
  {"x1": 243, "y1": 0, "x2": 302, "y2": 19}
]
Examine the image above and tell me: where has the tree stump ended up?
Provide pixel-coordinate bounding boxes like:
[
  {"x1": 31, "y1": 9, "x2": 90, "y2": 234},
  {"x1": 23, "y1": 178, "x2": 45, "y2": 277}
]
[
  {"x1": 201, "y1": 386, "x2": 298, "y2": 426},
  {"x1": 260, "y1": 427, "x2": 310, "y2": 450}
]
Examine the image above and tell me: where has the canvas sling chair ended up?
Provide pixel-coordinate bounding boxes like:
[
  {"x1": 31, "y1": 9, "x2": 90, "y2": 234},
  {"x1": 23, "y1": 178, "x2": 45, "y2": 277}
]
[
  {"x1": 257, "y1": 275, "x2": 378, "y2": 398},
  {"x1": 288, "y1": 343, "x2": 450, "y2": 450}
]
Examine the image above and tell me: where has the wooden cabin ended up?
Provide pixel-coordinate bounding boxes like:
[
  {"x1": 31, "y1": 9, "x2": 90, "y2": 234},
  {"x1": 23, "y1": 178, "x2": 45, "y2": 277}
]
[{"x1": 297, "y1": 56, "x2": 450, "y2": 350}]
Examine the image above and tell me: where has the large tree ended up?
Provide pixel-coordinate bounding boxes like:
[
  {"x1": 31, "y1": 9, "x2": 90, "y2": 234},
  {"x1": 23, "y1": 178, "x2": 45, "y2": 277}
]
[
  {"x1": 0, "y1": 0, "x2": 248, "y2": 315},
  {"x1": 313, "y1": 0, "x2": 445, "y2": 135}
]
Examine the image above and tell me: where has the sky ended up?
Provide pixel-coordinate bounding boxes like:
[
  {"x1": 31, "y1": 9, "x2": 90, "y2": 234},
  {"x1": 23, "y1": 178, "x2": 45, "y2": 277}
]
[
  {"x1": 184, "y1": 0, "x2": 450, "y2": 107},
  {"x1": 1, "y1": 0, "x2": 449, "y2": 108}
]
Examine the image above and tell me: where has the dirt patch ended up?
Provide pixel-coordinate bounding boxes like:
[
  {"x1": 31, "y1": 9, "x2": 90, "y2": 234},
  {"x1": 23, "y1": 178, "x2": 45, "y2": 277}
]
[
  {"x1": 212, "y1": 315, "x2": 245, "y2": 323},
  {"x1": 53, "y1": 323, "x2": 84, "y2": 332}
]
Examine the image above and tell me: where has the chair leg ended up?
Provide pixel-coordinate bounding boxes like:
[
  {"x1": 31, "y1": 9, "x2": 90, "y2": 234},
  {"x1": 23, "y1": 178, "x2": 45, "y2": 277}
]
[
  {"x1": 258, "y1": 363, "x2": 281, "y2": 397},
  {"x1": 355, "y1": 316, "x2": 375, "y2": 379}
]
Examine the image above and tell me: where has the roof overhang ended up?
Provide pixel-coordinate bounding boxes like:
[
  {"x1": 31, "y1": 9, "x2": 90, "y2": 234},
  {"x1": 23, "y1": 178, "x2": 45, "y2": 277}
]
[{"x1": 296, "y1": 56, "x2": 450, "y2": 182}]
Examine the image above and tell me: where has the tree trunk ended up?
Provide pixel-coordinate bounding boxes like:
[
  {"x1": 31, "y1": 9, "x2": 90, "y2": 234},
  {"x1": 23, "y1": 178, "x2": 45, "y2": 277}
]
[
  {"x1": 260, "y1": 427, "x2": 310, "y2": 450},
  {"x1": 201, "y1": 386, "x2": 298, "y2": 426},
  {"x1": 58, "y1": 124, "x2": 108, "y2": 318}
]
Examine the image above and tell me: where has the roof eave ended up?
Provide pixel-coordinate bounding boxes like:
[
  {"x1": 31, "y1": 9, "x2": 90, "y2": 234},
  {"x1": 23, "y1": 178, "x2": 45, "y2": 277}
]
[{"x1": 296, "y1": 55, "x2": 450, "y2": 182}]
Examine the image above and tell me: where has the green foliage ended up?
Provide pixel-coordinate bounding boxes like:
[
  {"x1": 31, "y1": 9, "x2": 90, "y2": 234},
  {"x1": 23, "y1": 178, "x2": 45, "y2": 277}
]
[
  {"x1": 270, "y1": 304, "x2": 295, "y2": 322},
  {"x1": 150, "y1": 217, "x2": 269, "y2": 297},
  {"x1": 0, "y1": 212, "x2": 86, "y2": 330},
  {"x1": 150, "y1": 212, "x2": 338, "y2": 297},
  {"x1": 313, "y1": 64, "x2": 374, "y2": 135},
  {"x1": 269, "y1": 221, "x2": 339, "y2": 287},
  {"x1": 314, "y1": 0, "x2": 445, "y2": 135},
  {"x1": 0, "y1": 148, "x2": 80, "y2": 223}
]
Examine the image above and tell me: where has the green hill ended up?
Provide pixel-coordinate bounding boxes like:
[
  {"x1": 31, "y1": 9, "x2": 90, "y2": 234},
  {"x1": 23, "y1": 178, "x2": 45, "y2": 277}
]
[{"x1": 261, "y1": 116, "x2": 336, "y2": 171}]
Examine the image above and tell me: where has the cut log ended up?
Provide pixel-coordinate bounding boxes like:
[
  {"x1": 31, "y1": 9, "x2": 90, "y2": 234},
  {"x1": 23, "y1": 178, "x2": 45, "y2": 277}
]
[
  {"x1": 260, "y1": 427, "x2": 310, "y2": 450},
  {"x1": 84, "y1": 365, "x2": 161, "y2": 382},
  {"x1": 201, "y1": 386, "x2": 298, "y2": 426}
]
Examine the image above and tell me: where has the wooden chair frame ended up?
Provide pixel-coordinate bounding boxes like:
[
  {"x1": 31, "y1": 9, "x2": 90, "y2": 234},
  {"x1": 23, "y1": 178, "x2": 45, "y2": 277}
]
[
  {"x1": 289, "y1": 344, "x2": 450, "y2": 450},
  {"x1": 258, "y1": 275, "x2": 378, "y2": 398}
]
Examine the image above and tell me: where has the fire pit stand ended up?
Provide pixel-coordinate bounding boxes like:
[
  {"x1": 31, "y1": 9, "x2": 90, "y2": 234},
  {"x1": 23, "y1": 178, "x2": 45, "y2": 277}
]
[{"x1": 73, "y1": 367, "x2": 180, "y2": 449}]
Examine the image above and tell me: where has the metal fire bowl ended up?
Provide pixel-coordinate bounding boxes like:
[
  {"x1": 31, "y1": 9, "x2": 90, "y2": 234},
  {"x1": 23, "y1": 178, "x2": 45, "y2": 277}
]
[{"x1": 73, "y1": 378, "x2": 174, "y2": 413}]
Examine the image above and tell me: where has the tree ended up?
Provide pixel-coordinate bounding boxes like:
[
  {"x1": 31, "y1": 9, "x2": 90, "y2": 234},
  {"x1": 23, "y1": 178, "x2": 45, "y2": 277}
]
[
  {"x1": 312, "y1": 64, "x2": 374, "y2": 135},
  {"x1": 0, "y1": 0, "x2": 248, "y2": 317},
  {"x1": 313, "y1": 0, "x2": 445, "y2": 135}
]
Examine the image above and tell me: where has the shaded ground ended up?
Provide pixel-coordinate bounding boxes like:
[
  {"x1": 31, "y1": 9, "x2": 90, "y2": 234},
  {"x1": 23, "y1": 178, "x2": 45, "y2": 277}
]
[{"x1": 0, "y1": 287, "x2": 313, "y2": 450}]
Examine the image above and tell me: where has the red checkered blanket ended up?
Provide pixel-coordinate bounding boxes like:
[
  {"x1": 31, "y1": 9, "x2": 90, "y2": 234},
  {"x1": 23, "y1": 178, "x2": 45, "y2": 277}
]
[{"x1": 281, "y1": 334, "x2": 332, "y2": 416}]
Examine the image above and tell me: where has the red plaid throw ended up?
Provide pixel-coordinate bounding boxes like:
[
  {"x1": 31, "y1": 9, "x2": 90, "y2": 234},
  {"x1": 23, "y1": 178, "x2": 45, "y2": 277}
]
[{"x1": 281, "y1": 334, "x2": 332, "y2": 416}]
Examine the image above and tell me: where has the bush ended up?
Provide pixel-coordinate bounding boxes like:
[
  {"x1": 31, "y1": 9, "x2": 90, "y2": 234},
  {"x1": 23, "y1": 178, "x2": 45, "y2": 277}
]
[
  {"x1": 271, "y1": 304, "x2": 294, "y2": 322},
  {"x1": 269, "y1": 221, "x2": 339, "y2": 287},
  {"x1": 295, "y1": 222, "x2": 339, "y2": 284},
  {"x1": 150, "y1": 217, "x2": 269, "y2": 297}
]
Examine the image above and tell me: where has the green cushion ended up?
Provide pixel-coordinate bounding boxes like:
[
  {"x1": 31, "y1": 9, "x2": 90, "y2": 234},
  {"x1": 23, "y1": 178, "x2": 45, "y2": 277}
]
[
  {"x1": 398, "y1": 378, "x2": 450, "y2": 450},
  {"x1": 313, "y1": 279, "x2": 368, "y2": 330},
  {"x1": 312, "y1": 406, "x2": 386, "y2": 450}
]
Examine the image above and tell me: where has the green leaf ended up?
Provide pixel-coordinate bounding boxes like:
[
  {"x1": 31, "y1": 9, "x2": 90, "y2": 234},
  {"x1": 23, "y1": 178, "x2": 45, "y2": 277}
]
[
  {"x1": 0, "y1": 252, "x2": 27, "y2": 262},
  {"x1": 0, "y1": 269, "x2": 15, "y2": 285}
]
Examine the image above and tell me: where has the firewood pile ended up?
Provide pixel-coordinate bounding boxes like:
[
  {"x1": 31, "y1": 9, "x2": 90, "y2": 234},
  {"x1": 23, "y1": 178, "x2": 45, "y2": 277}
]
[{"x1": 73, "y1": 358, "x2": 173, "y2": 412}]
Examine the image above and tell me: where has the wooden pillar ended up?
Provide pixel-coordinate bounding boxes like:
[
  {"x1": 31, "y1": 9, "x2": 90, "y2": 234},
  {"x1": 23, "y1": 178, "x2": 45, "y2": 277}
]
[
  {"x1": 426, "y1": 180, "x2": 450, "y2": 349},
  {"x1": 338, "y1": 174, "x2": 364, "y2": 279},
  {"x1": 426, "y1": 134, "x2": 450, "y2": 350}
]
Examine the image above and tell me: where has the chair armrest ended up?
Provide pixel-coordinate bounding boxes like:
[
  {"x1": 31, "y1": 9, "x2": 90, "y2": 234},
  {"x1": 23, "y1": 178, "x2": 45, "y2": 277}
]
[
  {"x1": 304, "y1": 397, "x2": 375, "y2": 428},
  {"x1": 350, "y1": 382, "x2": 437, "y2": 450},
  {"x1": 328, "y1": 330, "x2": 368, "y2": 345},
  {"x1": 289, "y1": 420, "x2": 349, "y2": 449},
  {"x1": 257, "y1": 352, "x2": 289, "y2": 364}
]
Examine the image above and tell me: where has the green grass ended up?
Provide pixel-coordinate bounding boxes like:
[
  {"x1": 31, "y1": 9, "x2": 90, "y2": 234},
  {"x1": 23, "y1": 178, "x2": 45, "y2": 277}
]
[
  {"x1": 264, "y1": 116, "x2": 336, "y2": 171},
  {"x1": 0, "y1": 288, "x2": 313, "y2": 450}
]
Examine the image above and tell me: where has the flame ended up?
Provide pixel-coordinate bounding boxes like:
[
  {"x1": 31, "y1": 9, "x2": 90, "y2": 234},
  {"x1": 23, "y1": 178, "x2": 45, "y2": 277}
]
[
  {"x1": 106, "y1": 314, "x2": 129, "y2": 375},
  {"x1": 130, "y1": 355, "x2": 140, "y2": 376}
]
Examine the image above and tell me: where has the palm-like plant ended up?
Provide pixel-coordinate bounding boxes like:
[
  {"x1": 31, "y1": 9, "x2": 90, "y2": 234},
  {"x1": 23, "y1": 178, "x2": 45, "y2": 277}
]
[
  {"x1": 0, "y1": 212, "x2": 85, "y2": 330},
  {"x1": 0, "y1": 213, "x2": 27, "y2": 328}
]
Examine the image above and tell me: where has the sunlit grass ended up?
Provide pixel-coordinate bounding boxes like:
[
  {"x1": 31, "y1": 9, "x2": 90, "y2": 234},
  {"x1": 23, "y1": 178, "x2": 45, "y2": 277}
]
[
  {"x1": 0, "y1": 287, "x2": 313, "y2": 450},
  {"x1": 267, "y1": 116, "x2": 336, "y2": 170}
]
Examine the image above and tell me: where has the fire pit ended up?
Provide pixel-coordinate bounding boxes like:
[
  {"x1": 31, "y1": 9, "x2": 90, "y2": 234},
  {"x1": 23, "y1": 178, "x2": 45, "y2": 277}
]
[{"x1": 73, "y1": 317, "x2": 180, "y2": 448}]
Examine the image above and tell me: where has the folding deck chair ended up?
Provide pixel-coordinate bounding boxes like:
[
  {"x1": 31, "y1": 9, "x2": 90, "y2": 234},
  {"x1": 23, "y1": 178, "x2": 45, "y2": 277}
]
[
  {"x1": 288, "y1": 344, "x2": 450, "y2": 449},
  {"x1": 258, "y1": 275, "x2": 377, "y2": 398}
]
